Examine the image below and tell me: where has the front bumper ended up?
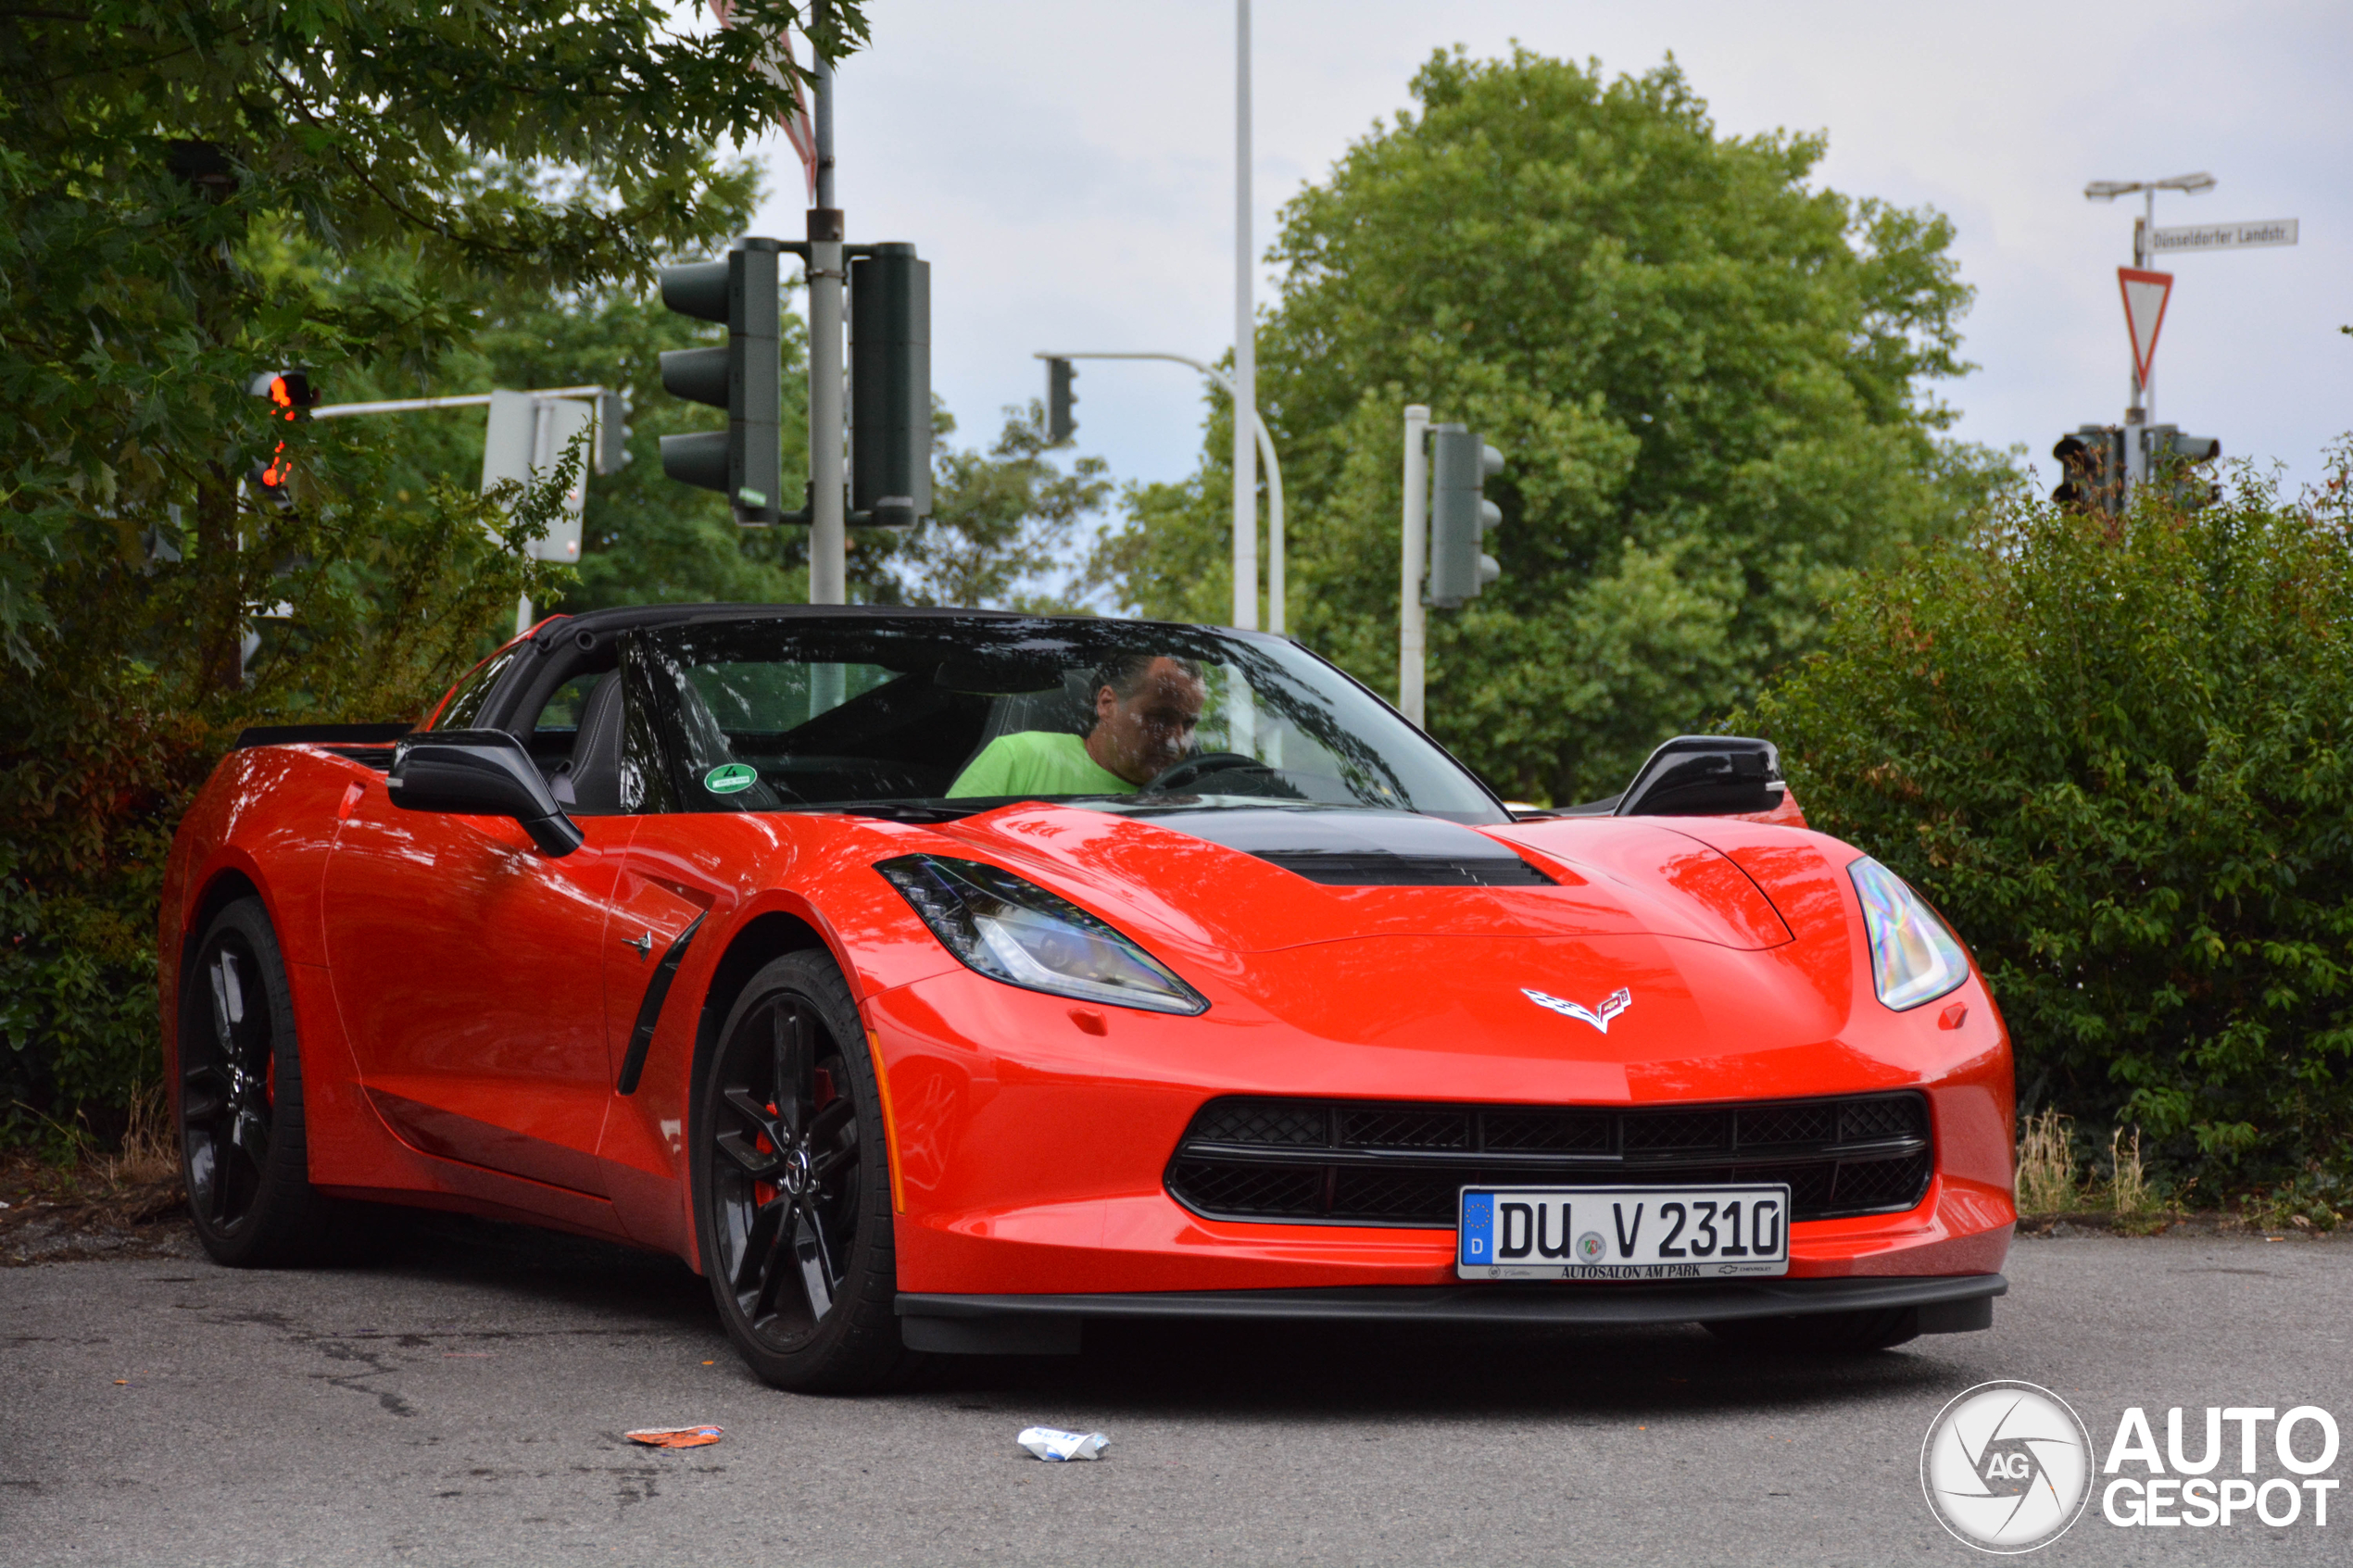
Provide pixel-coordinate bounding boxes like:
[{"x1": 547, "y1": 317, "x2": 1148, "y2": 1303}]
[
  {"x1": 898, "y1": 1272, "x2": 2007, "y2": 1354},
  {"x1": 865, "y1": 956, "x2": 2016, "y2": 1296}
]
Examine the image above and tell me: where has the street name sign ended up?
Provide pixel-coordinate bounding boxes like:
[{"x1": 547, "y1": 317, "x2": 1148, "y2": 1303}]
[
  {"x1": 2148, "y1": 218, "x2": 2299, "y2": 255},
  {"x1": 2117, "y1": 268, "x2": 2173, "y2": 390}
]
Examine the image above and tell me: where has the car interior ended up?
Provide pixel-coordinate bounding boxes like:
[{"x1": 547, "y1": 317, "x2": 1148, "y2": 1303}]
[{"x1": 520, "y1": 647, "x2": 1114, "y2": 813}]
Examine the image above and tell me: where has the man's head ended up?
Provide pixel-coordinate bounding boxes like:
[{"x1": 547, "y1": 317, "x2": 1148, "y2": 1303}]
[{"x1": 1085, "y1": 652, "x2": 1207, "y2": 785}]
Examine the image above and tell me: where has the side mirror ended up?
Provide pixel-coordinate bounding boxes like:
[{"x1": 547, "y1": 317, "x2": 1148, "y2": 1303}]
[
  {"x1": 387, "y1": 729, "x2": 585, "y2": 857},
  {"x1": 1617, "y1": 735, "x2": 1783, "y2": 818}
]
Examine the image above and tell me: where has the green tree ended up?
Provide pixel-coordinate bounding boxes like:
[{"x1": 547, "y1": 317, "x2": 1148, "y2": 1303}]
[
  {"x1": 1090, "y1": 47, "x2": 2012, "y2": 803},
  {"x1": 859, "y1": 403, "x2": 1113, "y2": 610},
  {"x1": 1741, "y1": 451, "x2": 2353, "y2": 1198},
  {"x1": 357, "y1": 269, "x2": 1108, "y2": 614},
  {"x1": 0, "y1": 1, "x2": 866, "y2": 1142},
  {"x1": 316, "y1": 188, "x2": 819, "y2": 612}
]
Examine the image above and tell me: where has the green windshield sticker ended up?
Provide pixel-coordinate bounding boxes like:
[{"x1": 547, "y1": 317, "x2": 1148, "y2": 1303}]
[{"x1": 703, "y1": 763, "x2": 758, "y2": 796}]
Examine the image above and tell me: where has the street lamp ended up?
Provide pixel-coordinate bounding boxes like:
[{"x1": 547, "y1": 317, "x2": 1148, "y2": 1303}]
[
  {"x1": 1033, "y1": 350, "x2": 1287, "y2": 635},
  {"x1": 2085, "y1": 171, "x2": 2216, "y2": 425}
]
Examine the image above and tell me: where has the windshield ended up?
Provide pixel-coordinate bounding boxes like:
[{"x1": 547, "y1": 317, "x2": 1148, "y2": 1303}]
[{"x1": 635, "y1": 617, "x2": 1506, "y2": 823}]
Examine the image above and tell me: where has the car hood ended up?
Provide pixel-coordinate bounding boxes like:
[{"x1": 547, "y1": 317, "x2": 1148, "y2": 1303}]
[{"x1": 925, "y1": 803, "x2": 1793, "y2": 955}]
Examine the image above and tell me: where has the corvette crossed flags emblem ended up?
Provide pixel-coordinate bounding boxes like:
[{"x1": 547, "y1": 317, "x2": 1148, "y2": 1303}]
[{"x1": 1523, "y1": 985, "x2": 1633, "y2": 1034}]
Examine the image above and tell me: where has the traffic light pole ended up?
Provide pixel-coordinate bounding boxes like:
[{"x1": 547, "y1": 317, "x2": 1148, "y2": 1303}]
[
  {"x1": 1399, "y1": 404, "x2": 1429, "y2": 728},
  {"x1": 806, "y1": 29, "x2": 847, "y2": 606}
]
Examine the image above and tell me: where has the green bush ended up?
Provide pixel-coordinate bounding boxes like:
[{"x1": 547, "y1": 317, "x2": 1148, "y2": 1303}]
[
  {"x1": 0, "y1": 445, "x2": 576, "y2": 1152},
  {"x1": 1743, "y1": 449, "x2": 2353, "y2": 1193}
]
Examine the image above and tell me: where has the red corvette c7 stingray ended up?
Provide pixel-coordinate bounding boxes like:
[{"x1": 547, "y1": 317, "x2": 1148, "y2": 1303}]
[{"x1": 162, "y1": 606, "x2": 2013, "y2": 1390}]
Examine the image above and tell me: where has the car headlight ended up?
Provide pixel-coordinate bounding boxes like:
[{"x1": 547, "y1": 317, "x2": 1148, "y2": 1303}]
[
  {"x1": 875, "y1": 854, "x2": 1209, "y2": 1016},
  {"x1": 1848, "y1": 857, "x2": 1970, "y2": 1010}
]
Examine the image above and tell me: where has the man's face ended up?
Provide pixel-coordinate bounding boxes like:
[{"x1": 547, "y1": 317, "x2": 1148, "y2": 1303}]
[{"x1": 1088, "y1": 658, "x2": 1207, "y2": 785}]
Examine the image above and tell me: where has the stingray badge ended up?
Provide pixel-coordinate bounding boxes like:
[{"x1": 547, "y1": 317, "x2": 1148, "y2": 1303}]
[{"x1": 1523, "y1": 985, "x2": 1632, "y2": 1034}]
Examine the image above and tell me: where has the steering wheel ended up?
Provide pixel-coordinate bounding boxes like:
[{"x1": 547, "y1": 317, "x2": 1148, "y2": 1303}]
[{"x1": 1142, "y1": 751, "x2": 1286, "y2": 796}]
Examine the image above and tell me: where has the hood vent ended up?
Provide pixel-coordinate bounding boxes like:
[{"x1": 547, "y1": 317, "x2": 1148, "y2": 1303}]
[
  {"x1": 1252, "y1": 849, "x2": 1553, "y2": 887},
  {"x1": 1110, "y1": 805, "x2": 1554, "y2": 889}
]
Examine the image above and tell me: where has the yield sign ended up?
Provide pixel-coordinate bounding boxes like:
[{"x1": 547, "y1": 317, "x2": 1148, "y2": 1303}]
[{"x1": 2117, "y1": 267, "x2": 2174, "y2": 389}]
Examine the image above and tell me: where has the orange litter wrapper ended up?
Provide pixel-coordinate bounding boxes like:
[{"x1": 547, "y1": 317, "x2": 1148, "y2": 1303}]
[{"x1": 626, "y1": 1424, "x2": 724, "y2": 1449}]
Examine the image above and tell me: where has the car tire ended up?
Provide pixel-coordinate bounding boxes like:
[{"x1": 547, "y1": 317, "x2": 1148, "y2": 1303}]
[
  {"x1": 178, "y1": 897, "x2": 332, "y2": 1266},
  {"x1": 691, "y1": 949, "x2": 917, "y2": 1393},
  {"x1": 1704, "y1": 1306, "x2": 1922, "y2": 1354}
]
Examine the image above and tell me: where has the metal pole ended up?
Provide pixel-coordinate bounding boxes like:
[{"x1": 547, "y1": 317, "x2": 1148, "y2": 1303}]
[
  {"x1": 2125, "y1": 193, "x2": 2150, "y2": 492},
  {"x1": 1400, "y1": 404, "x2": 1429, "y2": 727},
  {"x1": 1035, "y1": 349, "x2": 1284, "y2": 632},
  {"x1": 309, "y1": 385, "x2": 611, "y2": 420},
  {"x1": 1264, "y1": 420, "x2": 1285, "y2": 635},
  {"x1": 2141, "y1": 188, "x2": 2157, "y2": 430},
  {"x1": 1229, "y1": 0, "x2": 1258, "y2": 632},
  {"x1": 807, "y1": 6, "x2": 847, "y2": 606}
]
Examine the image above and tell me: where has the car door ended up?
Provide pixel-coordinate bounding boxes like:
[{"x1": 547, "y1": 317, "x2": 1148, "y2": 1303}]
[{"x1": 321, "y1": 665, "x2": 634, "y2": 1198}]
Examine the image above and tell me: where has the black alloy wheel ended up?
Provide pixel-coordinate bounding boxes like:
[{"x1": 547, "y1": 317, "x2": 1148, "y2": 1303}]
[
  {"x1": 178, "y1": 897, "x2": 328, "y2": 1265},
  {"x1": 694, "y1": 950, "x2": 913, "y2": 1391}
]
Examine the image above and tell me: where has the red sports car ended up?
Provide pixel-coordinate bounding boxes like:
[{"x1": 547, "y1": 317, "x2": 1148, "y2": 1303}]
[{"x1": 162, "y1": 606, "x2": 2013, "y2": 1390}]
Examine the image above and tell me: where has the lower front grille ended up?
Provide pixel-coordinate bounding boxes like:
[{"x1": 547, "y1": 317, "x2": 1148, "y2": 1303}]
[{"x1": 1165, "y1": 1092, "x2": 1933, "y2": 1228}]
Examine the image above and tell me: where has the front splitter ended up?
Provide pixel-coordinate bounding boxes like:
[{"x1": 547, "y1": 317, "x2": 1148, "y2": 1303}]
[{"x1": 897, "y1": 1272, "x2": 2006, "y2": 1354}]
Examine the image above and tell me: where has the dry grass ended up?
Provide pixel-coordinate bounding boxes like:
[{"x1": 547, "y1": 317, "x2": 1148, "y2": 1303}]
[
  {"x1": 2108, "y1": 1125, "x2": 2153, "y2": 1214},
  {"x1": 93, "y1": 1085, "x2": 181, "y2": 1188},
  {"x1": 1, "y1": 1085, "x2": 188, "y2": 1263},
  {"x1": 2014, "y1": 1108, "x2": 2080, "y2": 1214}
]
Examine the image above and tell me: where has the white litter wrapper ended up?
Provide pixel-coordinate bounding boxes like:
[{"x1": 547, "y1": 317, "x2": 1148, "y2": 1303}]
[{"x1": 1017, "y1": 1425, "x2": 1110, "y2": 1461}]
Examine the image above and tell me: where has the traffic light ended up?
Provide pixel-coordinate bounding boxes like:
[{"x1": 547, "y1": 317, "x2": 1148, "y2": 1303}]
[
  {"x1": 245, "y1": 369, "x2": 317, "y2": 510},
  {"x1": 849, "y1": 244, "x2": 931, "y2": 527},
  {"x1": 248, "y1": 370, "x2": 317, "y2": 420},
  {"x1": 1427, "y1": 422, "x2": 1504, "y2": 608},
  {"x1": 595, "y1": 389, "x2": 633, "y2": 476},
  {"x1": 2051, "y1": 426, "x2": 2126, "y2": 518},
  {"x1": 657, "y1": 239, "x2": 783, "y2": 525},
  {"x1": 1046, "y1": 357, "x2": 1076, "y2": 444},
  {"x1": 2145, "y1": 425, "x2": 2221, "y2": 512}
]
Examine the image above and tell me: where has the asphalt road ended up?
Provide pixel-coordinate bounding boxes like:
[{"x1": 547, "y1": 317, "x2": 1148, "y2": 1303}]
[{"x1": 3, "y1": 1216, "x2": 2347, "y2": 1567}]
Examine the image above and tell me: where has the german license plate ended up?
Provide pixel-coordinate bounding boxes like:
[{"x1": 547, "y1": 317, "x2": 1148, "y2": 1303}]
[{"x1": 1456, "y1": 1185, "x2": 1791, "y2": 1280}]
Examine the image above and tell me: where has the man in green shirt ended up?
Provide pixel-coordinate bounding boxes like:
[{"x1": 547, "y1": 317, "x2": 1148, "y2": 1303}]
[{"x1": 950, "y1": 652, "x2": 1206, "y2": 798}]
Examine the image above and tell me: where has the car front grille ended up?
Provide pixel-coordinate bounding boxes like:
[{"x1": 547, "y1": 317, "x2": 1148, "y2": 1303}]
[{"x1": 1165, "y1": 1092, "x2": 1932, "y2": 1228}]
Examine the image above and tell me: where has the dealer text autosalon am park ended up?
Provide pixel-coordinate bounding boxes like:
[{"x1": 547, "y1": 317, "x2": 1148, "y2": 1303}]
[{"x1": 2101, "y1": 1404, "x2": 2338, "y2": 1529}]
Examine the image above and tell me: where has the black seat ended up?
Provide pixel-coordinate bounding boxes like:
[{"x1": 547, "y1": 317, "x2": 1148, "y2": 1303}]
[
  {"x1": 952, "y1": 671, "x2": 1098, "y2": 777},
  {"x1": 554, "y1": 671, "x2": 626, "y2": 814}
]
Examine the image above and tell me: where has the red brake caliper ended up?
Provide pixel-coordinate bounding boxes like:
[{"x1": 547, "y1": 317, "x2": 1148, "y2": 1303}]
[{"x1": 753, "y1": 1105, "x2": 778, "y2": 1208}]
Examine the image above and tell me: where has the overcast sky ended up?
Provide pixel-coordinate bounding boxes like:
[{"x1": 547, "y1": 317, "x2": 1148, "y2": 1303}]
[{"x1": 740, "y1": 0, "x2": 2351, "y2": 503}]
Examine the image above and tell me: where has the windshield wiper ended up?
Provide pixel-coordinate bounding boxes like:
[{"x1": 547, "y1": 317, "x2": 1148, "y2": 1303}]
[{"x1": 779, "y1": 800, "x2": 980, "y2": 823}]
